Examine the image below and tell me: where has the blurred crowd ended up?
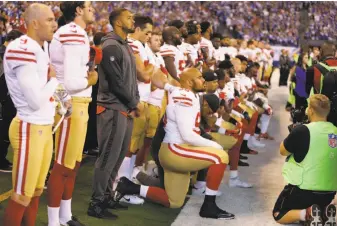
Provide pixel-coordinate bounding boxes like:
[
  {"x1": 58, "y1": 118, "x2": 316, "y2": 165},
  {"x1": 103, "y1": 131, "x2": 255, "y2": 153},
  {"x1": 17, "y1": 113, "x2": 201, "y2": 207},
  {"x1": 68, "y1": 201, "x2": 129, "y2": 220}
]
[{"x1": 0, "y1": 1, "x2": 336, "y2": 47}]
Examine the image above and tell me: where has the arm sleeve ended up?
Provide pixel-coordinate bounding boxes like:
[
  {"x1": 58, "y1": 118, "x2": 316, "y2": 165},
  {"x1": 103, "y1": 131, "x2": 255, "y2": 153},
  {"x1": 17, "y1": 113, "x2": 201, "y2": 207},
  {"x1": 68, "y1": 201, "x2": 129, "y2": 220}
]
[
  {"x1": 164, "y1": 83, "x2": 177, "y2": 93},
  {"x1": 16, "y1": 64, "x2": 59, "y2": 111},
  {"x1": 63, "y1": 45, "x2": 89, "y2": 92},
  {"x1": 283, "y1": 124, "x2": 310, "y2": 162},
  {"x1": 175, "y1": 103, "x2": 222, "y2": 148},
  {"x1": 101, "y1": 45, "x2": 138, "y2": 110}
]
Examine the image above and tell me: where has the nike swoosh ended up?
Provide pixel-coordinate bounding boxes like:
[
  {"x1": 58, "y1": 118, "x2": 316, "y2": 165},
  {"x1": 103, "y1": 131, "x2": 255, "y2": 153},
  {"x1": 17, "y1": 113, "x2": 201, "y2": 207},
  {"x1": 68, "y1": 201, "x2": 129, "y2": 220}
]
[{"x1": 124, "y1": 198, "x2": 130, "y2": 202}]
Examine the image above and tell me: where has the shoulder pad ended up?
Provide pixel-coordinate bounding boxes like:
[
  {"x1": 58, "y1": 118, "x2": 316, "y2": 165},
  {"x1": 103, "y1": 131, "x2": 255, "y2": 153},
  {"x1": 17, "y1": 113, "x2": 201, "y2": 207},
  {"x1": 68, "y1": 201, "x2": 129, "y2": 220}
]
[
  {"x1": 57, "y1": 23, "x2": 86, "y2": 45},
  {"x1": 171, "y1": 88, "x2": 194, "y2": 107},
  {"x1": 127, "y1": 39, "x2": 141, "y2": 54},
  {"x1": 5, "y1": 36, "x2": 37, "y2": 67},
  {"x1": 160, "y1": 45, "x2": 175, "y2": 57}
]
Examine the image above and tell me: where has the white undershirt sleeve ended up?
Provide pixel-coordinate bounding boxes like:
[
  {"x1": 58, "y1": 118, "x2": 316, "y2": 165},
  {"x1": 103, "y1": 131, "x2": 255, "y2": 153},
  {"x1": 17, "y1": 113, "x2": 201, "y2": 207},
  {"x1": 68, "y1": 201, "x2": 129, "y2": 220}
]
[{"x1": 63, "y1": 45, "x2": 88, "y2": 92}]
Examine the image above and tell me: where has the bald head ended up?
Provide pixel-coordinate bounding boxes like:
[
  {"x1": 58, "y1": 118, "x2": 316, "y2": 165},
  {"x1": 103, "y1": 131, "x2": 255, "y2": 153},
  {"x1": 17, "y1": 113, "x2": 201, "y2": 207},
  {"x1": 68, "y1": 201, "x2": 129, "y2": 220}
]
[
  {"x1": 179, "y1": 68, "x2": 202, "y2": 87},
  {"x1": 162, "y1": 26, "x2": 180, "y2": 43},
  {"x1": 23, "y1": 3, "x2": 56, "y2": 44},
  {"x1": 321, "y1": 41, "x2": 336, "y2": 58},
  {"x1": 24, "y1": 3, "x2": 52, "y2": 26},
  {"x1": 231, "y1": 58, "x2": 241, "y2": 74}
]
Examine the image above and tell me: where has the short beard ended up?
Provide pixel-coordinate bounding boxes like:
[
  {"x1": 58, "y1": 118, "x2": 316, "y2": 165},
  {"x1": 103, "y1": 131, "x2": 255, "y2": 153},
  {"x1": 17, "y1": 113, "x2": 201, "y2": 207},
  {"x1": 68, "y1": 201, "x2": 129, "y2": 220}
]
[
  {"x1": 174, "y1": 39, "x2": 182, "y2": 46},
  {"x1": 194, "y1": 87, "x2": 206, "y2": 93},
  {"x1": 122, "y1": 26, "x2": 135, "y2": 34}
]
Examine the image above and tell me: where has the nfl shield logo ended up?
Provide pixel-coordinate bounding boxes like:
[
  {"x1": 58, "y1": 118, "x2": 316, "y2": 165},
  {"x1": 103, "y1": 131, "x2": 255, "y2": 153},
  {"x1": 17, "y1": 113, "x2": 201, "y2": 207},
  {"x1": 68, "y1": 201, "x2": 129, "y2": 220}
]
[{"x1": 328, "y1": 134, "x2": 337, "y2": 148}]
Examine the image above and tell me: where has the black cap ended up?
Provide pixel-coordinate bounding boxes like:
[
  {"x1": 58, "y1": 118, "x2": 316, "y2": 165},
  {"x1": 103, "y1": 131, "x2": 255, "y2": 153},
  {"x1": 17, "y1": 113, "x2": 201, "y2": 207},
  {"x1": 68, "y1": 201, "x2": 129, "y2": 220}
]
[
  {"x1": 186, "y1": 20, "x2": 198, "y2": 35},
  {"x1": 215, "y1": 69, "x2": 225, "y2": 80},
  {"x1": 246, "y1": 60, "x2": 255, "y2": 71},
  {"x1": 203, "y1": 71, "x2": 218, "y2": 82},
  {"x1": 236, "y1": 55, "x2": 248, "y2": 62},
  {"x1": 218, "y1": 60, "x2": 233, "y2": 70},
  {"x1": 204, "y1": 94, "x2": 220, "y2": 113}
]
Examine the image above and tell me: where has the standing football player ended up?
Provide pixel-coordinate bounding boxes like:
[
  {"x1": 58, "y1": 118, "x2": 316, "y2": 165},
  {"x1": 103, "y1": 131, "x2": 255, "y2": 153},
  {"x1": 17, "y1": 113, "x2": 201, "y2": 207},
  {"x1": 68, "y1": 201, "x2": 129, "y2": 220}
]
[
  {"x1": 3, "y1": 3, "x2": 58, "y2": 226},
  {"x1": 47, "y1": 2, "x2": 98, "y2": 226}
]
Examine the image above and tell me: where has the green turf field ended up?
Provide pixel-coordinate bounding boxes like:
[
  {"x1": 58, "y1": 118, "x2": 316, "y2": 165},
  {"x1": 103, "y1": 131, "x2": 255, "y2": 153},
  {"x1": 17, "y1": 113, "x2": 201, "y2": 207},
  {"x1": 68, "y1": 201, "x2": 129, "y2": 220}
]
[{"x1": 0, "y1": 150, "x2": 181, "y2": 226}]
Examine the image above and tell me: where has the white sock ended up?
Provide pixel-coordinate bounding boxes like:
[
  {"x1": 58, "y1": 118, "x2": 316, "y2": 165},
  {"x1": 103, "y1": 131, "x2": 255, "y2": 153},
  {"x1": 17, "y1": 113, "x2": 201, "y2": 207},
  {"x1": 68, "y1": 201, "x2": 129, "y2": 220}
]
[
  {"x1": 119, "y1": 157, "x2": 131, "y2": 179},
  {"x1": 59, "y1": 199, "x2": 72, "y2": 224},
  {"x1": 47, "y1": 206, "x2": 60, "y2": 226},
  {"x1": 244, "y1": 134, "x2": 251, "y2": 140},
  {"x1": 260, "y1": 114, "x2": 271, "y2": 133},
  {"x1": 140, "y1": 185, "x2": 149, "y2": 198},
  {"x1": 132, "y1": 167, "x2": 140, "y2": 179},
  {"x1": 205, "y1": 187, "x2": 218, "y2": 196},
  {"x1": 129, "y1": 154, "x2": 137, "y2": 179},
  {"x1": 194, "y1": 181, "x2": 206, "y2": 189},
  {"x1": 230, "y1": 170, "x2": 238, "y2": 179},
  {"x1": 113, "y1": 157, "x2": 131, "y2": 189},
  {"x1": 299, "y1": 209, "x2": 306, "y2": 221}
]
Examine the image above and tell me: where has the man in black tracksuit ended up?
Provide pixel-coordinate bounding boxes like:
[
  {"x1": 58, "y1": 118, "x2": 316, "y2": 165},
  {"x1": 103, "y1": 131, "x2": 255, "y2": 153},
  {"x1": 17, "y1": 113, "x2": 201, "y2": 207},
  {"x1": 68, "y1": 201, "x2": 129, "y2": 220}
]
[{"x1": 89, "y1": 9, "x2": 140, "y2": 219}]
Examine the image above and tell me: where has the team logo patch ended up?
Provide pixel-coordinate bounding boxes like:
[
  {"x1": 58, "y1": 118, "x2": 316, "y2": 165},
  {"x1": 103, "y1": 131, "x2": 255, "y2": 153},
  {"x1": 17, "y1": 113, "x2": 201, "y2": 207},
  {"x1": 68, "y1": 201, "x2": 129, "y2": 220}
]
[
  {"x1": 328, "y1": 134, "x2": 337, "y2": 148},
  {"x1": 110, "y1": 56, "x2": 115, "y2": 61}
]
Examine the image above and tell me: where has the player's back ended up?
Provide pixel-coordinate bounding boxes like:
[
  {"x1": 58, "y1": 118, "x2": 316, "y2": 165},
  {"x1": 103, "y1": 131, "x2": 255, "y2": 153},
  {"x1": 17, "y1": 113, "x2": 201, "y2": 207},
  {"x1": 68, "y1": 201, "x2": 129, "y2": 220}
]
[
  {"x1": 50, "y1": 22, "x2": 91, "y2": 97},
  {"x1": 163, "y1": 88, "x2": 200, "y2": 144},
  {"x1": 3, "y1": 35, "x2": 56, "y2": 125}
]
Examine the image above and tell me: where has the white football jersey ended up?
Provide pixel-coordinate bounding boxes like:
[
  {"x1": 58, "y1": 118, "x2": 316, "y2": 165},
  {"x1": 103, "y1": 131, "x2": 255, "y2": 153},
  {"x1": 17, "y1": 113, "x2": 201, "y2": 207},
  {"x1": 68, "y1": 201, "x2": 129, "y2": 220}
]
[
  {"x1": 145, "y1": 45, "x2": 166, "y2": 107},
  {"x1": 178, "y1": 42, "x2": 199, "y2": 65},
  {"x1": 160, "y1": 43, "x2": 185, "y2": 78},
  {"x1": 4, "y1": 35, "x2": 58, "y2": 124},
  {"x1": 200, "y1": 37, "x2": 215, "y2": 60},
  {"x1": 50, "y1": 22, "x2": 91, "y2": 98},
  {"x1": 128, "y1": 37, "x2": 151, "y2": 102},
  {"x1": 163, "y1": 88, "x2": 221, "y2": 148}
]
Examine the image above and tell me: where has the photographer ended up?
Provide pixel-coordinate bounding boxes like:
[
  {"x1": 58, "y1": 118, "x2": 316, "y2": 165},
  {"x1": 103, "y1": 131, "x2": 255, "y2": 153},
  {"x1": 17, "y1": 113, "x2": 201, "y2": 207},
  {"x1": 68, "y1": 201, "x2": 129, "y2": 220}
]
[{"x1": 273, "y1": 94, "x2": 337, "y2": 225}]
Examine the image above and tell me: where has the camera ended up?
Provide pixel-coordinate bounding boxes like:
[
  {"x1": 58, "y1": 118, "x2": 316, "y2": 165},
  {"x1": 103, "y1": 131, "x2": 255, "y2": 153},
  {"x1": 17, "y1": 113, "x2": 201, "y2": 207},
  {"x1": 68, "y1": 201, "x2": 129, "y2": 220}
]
[{"x1": 288, "y1": 107, "x2": 308, "y2": 132}]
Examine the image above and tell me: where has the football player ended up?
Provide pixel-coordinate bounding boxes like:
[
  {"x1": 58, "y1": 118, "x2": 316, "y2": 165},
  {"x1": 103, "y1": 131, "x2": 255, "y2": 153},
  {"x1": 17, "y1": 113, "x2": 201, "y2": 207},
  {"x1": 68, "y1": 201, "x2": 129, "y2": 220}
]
[
  {"x1": 160, "y1": 26, "x2": 185, "y2": 82},
  {"x1": 47, "y1": 2, "x2": 98, "y2": 226},
  {"x1": 3, "y1": 3, "x2": 58, "y2": 226},
  {"x1": 135, "y1": 31, "x2": 168, "y2": 172},
  {"x1": 115, "y1": 68, "x2": 235, "y2": 220}
]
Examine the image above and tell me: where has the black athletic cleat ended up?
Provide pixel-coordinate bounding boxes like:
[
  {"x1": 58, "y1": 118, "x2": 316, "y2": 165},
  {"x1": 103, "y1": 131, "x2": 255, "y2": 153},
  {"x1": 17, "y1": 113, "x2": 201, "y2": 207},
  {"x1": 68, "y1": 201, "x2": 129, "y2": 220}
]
[
  {"x1": 239, "y1": 154, "x2": 248, "y2": 160},
  {"x1": 87, "y1": 200, "x2": 118, "y2": 220},
  {"x1": 0, "y1": 163, "x2": 12, "y2": 173},
  {"x1": 238, "y1": 160, "x2": 249, "y2": 167},
  {"x1": 63, "y1": 216, "x2": 85, "y2": 226},
  {"x1": 116, "y1": 177, "x2": 140, "y2": 198},
  {"x1": 323, "y1": 204, "x2": 336, "y2": 226},
  {"x1": 304, "y1": 204, "x2": 323, "y2": 226},
  {"x1": 199, "y1": 201, "x2": 235, "y2": 220},
  {"x1": 106, "y1": 193, "x2": 128, "y2": 210}
]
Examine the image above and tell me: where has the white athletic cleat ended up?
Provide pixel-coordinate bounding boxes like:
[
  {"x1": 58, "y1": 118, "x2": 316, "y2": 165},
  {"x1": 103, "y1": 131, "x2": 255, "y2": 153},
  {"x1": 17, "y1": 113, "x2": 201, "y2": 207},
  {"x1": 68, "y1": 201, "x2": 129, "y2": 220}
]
[
  {"x1": 229, "y1": 177, "x2": 253, "y2": 188},
  {"x1": 249, "y1": 136, "x2": 266, "y2": 148},
  {"x1": 120, "y1": 195, "x2": 144, "y2": 205},
  {"x1": 191, "y1": 186, "x2": 222, "y2": 196}
]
